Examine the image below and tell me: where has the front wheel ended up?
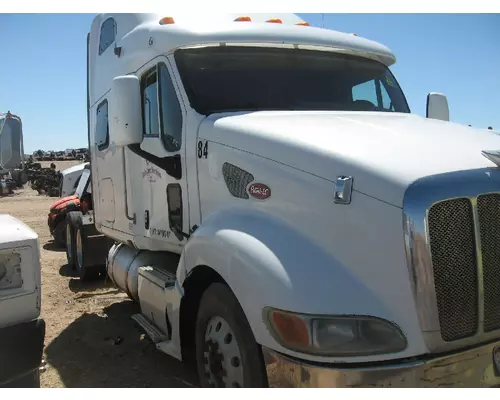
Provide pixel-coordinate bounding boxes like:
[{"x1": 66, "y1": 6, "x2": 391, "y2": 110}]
[{"x1": 195, "y1": 283, "x2": 268, "y2": 388}]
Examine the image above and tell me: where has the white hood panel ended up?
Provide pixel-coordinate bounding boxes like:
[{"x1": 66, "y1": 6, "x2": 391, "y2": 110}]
[{"x1": 200, "y1": 111, "x2": 500, "y2": 207}]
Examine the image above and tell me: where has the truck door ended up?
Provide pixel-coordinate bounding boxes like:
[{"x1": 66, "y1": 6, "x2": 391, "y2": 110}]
[
  {"x1": 91, "y1": 98, "x2": 145, "y2": 238},
  {"x1": 133, "y1": 58, "x2": 189, "y2": 250}
]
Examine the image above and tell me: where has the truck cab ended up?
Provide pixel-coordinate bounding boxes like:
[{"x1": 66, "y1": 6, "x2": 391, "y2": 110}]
[
  {"x1": 59, "y1": 162, "x2": 86, "y2": 198},
  {"x1": 86, "y1": 13, "x2": 500, "y2": 387}
]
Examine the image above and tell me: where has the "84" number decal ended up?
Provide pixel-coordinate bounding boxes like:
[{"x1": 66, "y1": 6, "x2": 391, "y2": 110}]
[{"x1": 197, "y1": 140, "x2": 208, "y2": 159}]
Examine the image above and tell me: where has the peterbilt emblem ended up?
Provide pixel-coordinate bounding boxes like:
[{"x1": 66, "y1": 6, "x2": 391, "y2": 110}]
[{"x1": 248, "y1": 183, "x2": 271, "y2": 200}]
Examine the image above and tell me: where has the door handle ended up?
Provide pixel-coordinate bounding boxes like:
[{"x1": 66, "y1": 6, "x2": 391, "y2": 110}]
[{"x1": 144, "y1": 210, "x2": 150, "y2": 230}]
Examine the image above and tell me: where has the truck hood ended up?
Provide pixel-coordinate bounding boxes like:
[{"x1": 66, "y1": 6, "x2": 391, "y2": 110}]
[{"x1": 200, "y1": 111, "x2": 500, "y2": 207}]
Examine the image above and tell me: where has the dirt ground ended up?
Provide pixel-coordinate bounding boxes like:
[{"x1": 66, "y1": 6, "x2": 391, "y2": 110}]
[{"x1": 0, "y1": 161, "x2": 198, "y2": 388}]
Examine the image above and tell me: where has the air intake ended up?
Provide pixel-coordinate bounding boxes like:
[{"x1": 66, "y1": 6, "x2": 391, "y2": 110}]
[{"x1": 222, "y1": 163, "x2": 254, "y2": 199}]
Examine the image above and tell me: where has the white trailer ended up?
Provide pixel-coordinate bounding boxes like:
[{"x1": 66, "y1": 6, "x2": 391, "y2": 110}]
[
  {"x1": 70, "y1": 12, "x2": 500, "y2": 387},
  {"x1": 0, "y1": 215, "x2": 45, "y2": 387}
]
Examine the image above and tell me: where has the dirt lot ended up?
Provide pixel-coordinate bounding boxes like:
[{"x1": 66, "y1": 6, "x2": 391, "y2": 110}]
[{"x1": 0, "y1": 161, "x2": 198, "y2": 388}]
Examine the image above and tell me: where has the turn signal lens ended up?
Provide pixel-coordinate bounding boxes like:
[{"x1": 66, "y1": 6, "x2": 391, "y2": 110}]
[
  {"x1": 296, "y1": 21, "x2": 310, "y2": 26},
  {"x1": 266, "y1": 18, "x2": 283, "y2": 24},
  {"x1": 159, "y1": 17, "x2": 175, "y2": 25},
  {"x1": 269, "y1": 309, "x2": 310, "y2": 347},
  {"x1": 234, "y1": 16, "x2": 251, "y2": 22}
]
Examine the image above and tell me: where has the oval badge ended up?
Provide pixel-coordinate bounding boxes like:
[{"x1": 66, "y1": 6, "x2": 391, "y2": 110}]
[{"x1": 248, "y1": 183, "x2": 271, "y2": 200}]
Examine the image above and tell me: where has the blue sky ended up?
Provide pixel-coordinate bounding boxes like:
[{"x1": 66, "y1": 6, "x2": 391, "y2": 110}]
[{"x1": 0, "y1": 13, "x2": 499, "y2": 153}]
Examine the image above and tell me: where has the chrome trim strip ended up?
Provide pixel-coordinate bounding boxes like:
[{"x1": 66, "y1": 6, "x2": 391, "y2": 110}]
[
  {"x1": 403, "y1": 168, "x2": 500, "y2": 353},
  {"x1": 471, "y1": 198, "x2": 485, "y2": 335}
]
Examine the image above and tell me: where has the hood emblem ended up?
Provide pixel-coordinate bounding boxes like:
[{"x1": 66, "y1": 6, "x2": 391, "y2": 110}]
[
  {"x1": 481, "y1": 150, "x2": 500, "y2": 167},
  {"x1": 248, "y1": 183, "x2": 271, "y2": 200},
  {"x1": 334, "y1": 176, "x2": 353, "y2": 204}
]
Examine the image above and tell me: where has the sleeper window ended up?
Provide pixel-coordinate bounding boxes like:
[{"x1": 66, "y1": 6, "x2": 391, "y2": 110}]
[
  {"x1": 95, "y1": 100, "x2": 109, "y2": 151},
  {"x1": 99, "y1": 18, "x2": 116, "y2": 55}
]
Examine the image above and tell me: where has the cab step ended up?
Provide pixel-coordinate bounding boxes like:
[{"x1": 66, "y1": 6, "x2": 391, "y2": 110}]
[
  {"x1": 131, "y1": 313, "x2": 168, "y2": 344},
  {"x1": 139, "y1": 265, "x2": 176, "y2": 288}
]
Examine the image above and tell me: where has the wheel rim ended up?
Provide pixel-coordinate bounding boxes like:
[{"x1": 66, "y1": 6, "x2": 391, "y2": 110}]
[
  {"x1": 76, "y1": 228, "x2": 83, "y2": 269},
  {"x1": 203, "y1": 316, "x2": 244, "y2": 388},
  {"x1": 66, "y1": 224, "x2": 72, "y2": 261}
]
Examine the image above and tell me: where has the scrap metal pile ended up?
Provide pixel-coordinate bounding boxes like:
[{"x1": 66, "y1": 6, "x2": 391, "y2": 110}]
[
  {"x1": 25, "y1": 159, "x2": 61, "y2": 197},
  {"x1": 0, "y1": 163, "x2": 16, "y2": 196}
]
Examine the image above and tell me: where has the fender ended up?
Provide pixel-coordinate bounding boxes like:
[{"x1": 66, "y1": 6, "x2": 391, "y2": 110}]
[
  {"x1": 177, "y1": 206, "x2": 417, "y2": 364},
  {"x1": 49, "y1": 195, "x2": 79, "y2": 213}
]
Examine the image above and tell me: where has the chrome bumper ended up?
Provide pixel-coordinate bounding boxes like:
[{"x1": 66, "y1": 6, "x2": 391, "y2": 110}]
[{"x1": 264, "y1": 340, "x2": 500, "y2": 388}]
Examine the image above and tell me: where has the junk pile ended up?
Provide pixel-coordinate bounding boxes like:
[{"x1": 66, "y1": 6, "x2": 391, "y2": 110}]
[
  {"x1": 0, "y1": 163, "x2": 16, "y2": 196},
  {"x1": 25, "y1": 159, "x2": 61, "y2": 197}
]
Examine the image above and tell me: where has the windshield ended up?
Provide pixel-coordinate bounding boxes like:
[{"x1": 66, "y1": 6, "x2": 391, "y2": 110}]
[{"x1": 175, "y1": 47, "x2": 410, "y2": 115}]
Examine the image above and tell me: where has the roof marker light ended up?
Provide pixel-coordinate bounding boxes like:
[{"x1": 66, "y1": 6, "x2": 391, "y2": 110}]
[
  {"x1": 159, "y1": 17, "x2": 175, "y2": 25},
  {"x1": 234, "y1": 16, "x2": 251, "y2": 22},
  {"x1": 296, "y1": 21, "x2": 310, "y2": 26},
  {"x1": 266, "y1": 18, "x2": 283, "y2": 24}
]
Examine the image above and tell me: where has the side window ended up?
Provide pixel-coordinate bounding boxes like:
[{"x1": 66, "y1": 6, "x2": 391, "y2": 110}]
[
  {"x1": 96, "y1": 100, "x2": 109, "y2": 151},
  {"x1": 380, "y1": 83, "x2": 393, "y2": 111},
  {"x1": 352, "y1": 79, "x2": 378, "y2": 106},
  {"x1": 159, "y1": 63, "x2": 183, "y2": 152},
  {"x1": 142, "y1": 69, "x2": 160, "y2": 137},
  {"x1": 99, "y1": 18, "x2": 116, "y2": 55}
]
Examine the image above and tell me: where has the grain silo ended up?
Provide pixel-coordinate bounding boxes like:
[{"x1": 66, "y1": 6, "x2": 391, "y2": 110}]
[{"x1": 0, "y1": 111, "x2": 27, "y2": 186}]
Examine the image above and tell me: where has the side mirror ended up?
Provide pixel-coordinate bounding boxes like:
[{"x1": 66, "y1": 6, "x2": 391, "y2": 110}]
[
  {"x1": 109, "y1": 75, "x2": 143, "y2": 147},
  {"x1": 426, "y1": 92, "x2": 449, "y2": 122}
]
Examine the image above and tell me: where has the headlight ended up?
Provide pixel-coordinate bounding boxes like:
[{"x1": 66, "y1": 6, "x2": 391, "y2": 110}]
[
  {"x1": 264, "y1": 308, "x2": 407, "y2": 356},
  {"x1": 0, "y1": 253, "x2": 23, "y2": 290}
]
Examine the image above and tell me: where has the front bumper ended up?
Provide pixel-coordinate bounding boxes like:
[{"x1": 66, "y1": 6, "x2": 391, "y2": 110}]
[
  {"x1": 264, "y1": 339, "x2": 500, "y2": 387},
  {"x1": 0, "y1": 318, "x2": 46, "y2": 387}
]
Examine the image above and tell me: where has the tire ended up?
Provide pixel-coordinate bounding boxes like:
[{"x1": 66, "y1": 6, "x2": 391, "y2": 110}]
[
  {"x1": 52, "y1": 220, "x2": 67, "y2": 248},
  {"x1": 195, "y1": 283, "x2": 267, "y2": 388},
  {"x1": 74, "y1": 216, "x2": 100, "y2": 281},
  {"x1": 65, "y1": 211, "x2": 81, "y2": 267}
]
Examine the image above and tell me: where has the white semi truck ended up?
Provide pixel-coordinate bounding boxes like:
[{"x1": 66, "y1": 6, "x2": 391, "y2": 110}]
[
  {"x1": 70, "y1": 12, "x2": 500, "y2": 387},
  {"x1": 59, "y1": 162, "x2": 86, "y2": 198},
  {"x1": 0, "y1": 215, "x2": 45, "y2": 387}
]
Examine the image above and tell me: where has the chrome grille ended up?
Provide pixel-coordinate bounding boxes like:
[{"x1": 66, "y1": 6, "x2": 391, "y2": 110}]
[
  {"x1": 477, "y1": 194, "x2": 500, "y2": 333},
  {"x1": 428, "y1": 198, "x2": 478, "y2": 342}
]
